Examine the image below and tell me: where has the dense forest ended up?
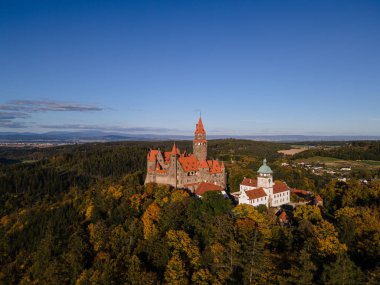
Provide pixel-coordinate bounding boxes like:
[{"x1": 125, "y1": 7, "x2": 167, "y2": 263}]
[
  {"x1": 293, "y1": 141, "x2": 380, "y2": 161},
  {"x1": 0, "y1": 140, "x2": 287, "y2": 216},
  {"x1": 0, "y1": 140, "x2": 379, "y2": 284}
]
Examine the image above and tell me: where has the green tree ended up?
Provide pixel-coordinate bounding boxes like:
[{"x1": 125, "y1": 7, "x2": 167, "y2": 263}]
[
  {"x1": 286, "y1": 249, "x2": 316, "y2": 285},
  {"x1": 321, "y1": 253, "x2": 364, "y2": 285}
]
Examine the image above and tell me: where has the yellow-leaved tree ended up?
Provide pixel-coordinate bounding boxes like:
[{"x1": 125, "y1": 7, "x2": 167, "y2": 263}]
[
  {"x1": 88, "y1": 221, "x2": 109, "y2": 252},
  {"x1": 165, "y1": 230, "x2": 206, "y2": 284},
  {"x1": 312, "y1": 220, "x2": 347, "y2": 257},
  {"x1": 164, "y1": 254, "x2": 188, "y2": 285},
  {"x1": 171, "y1": 190, "x2": 190, "y2": 203},
  {"x1": 141, "y1": 202, "x2": 160, "y2": 239},
  {"x1": 233, "y1": 204, "x2": 272, "y2": 239},
  {"x1": 166, "y1": 230, "x2": 201, "y2": 267},
  {"x1": 294, "y1": 205, "x2": 322, "y2": 223},
  {"x1": 335, "y1": 206, "x2": 380, "y2": 263}
]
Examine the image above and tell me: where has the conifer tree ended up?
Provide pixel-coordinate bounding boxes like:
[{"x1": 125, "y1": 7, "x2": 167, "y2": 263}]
[
  {"x1": 321, "y1": 253, "x2": 364, "y2": 285},
  {"x1": 286, "y1": 249, "x2": 316, "y2": 285}
]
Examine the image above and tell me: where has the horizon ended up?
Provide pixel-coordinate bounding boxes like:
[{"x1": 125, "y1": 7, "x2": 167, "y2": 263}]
[
  {"x1": 1, "y1": 0, "x2": 380, "y2": 136},
  {"x1": 1, "y1": 127, "x2": 380, "y2": 142}
]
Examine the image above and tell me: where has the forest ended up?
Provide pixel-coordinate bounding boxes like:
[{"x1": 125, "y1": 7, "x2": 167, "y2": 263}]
[
  {"x1": 0, "y1": 139, "x2": 379, "y2": 284},
  {"x1": 293, "y1": 141, "x2": 380, "y2": 161}
]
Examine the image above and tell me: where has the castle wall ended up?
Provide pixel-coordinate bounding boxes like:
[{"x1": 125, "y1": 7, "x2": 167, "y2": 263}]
[
  {"x1": 155, "y1": 174, "x2": 176, "y2": 187},
  {"x1": 145, "y1": 159, "x2": 226, "y2": 191}
]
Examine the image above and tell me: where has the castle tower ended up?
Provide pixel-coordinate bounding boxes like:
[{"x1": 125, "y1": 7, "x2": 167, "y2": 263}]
[
  {"x1": 193, "y1": 117, "x2": 207, "y2": 161},
  {"x1": 168, "y1": 143, "x2": 179, "y2": 178},
  {"x1": 257, "y1": 159, "x2": 274, "y2": 194}
]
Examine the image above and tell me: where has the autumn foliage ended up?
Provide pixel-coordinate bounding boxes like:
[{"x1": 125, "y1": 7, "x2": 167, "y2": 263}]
[{"x1": 0, "y1": 141, "x2": 379, "y2": 284}]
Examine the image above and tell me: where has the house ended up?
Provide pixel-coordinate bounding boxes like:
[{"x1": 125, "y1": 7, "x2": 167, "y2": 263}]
[
  {"x1": 236, "y1": 159, "x2": 291, "y2": 208},
  {"x1": 277, "y1": 210, "x2": 290, "y2": 224},
  {"x1": 340, "y1": 167, "x2": 351, "y2": 171},
  {"x1": 312, "y1": 195, "x2": 323, "y2": 207}
]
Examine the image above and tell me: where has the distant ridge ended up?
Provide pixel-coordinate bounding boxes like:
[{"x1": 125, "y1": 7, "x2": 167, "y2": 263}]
[{"x1": 0, "y1": 131, "x2": 379, "y2": 143}]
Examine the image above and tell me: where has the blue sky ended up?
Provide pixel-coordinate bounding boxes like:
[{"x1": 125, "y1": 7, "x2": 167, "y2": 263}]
[{"x1": 1, "y1": 0, "x2": 379, "y2": 135}]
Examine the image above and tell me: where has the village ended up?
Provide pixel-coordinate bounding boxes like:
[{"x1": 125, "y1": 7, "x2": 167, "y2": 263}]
[{"x1": 280, "y1": 160, "x2": 373, "y2": 184}]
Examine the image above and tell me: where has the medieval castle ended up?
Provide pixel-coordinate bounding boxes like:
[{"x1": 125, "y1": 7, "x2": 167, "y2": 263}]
[{"x1": 144, "y1": 118, "x2": 227, "y2": 191}]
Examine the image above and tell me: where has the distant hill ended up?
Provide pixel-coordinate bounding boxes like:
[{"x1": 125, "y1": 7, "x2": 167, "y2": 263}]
[{"x1": 0, "y1": 131, "x2": 379, "y2": 143}]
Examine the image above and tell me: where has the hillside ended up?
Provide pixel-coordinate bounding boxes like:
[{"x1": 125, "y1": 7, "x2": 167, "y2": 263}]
[
  {"x1": 293, "y1": 141, "x2": 380, "y2": 161},
  {"x1": 0, "y1": 140, "x2": 379, "y2": 284}
]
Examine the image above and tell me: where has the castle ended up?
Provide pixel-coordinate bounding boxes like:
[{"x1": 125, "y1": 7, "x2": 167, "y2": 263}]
[{"x1": 144, "y1": 118, "x2": 227, "y2": 192}]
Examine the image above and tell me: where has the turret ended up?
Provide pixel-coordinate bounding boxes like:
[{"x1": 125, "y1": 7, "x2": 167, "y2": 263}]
[
  {"x1": 193, "y1": 117, "x2": 207, "y2": 161},
  {"x1": 257, "y1": 159, "x2": 273, "y2": 192},
  {"x1": 169, "y1": 143, "x2": 179, "y2": 173}
]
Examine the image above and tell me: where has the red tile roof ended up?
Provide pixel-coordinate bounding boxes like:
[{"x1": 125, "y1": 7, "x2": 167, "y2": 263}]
[
  {"x1": 179, "y1": 155, "x2": 199, "y2": 172},
  {"x1": 155, "y1": 162, "x2": 167, "y2": 174},
  {"x1": 164, "y1": 152, "x2": 171, "y2": 162},
  {"x1": 241, "y1": 177, "x2": 257, "y2": 187},
  {"x1": 315, "y1": 195, "x2": 323, "y2": 202},
  {"x1": 291, "y1": 188, "x2": 310, "y2": 196},
  {"x1": 279, "y1": 211, "x2": 289, "y2": 222},
  {"x1": 195, "y1": 182, "x2": 224, "y2": 196},
  {"x1": 147, "y1": 150, "x2": 159, "y2": 162},
  {"x1": 171, "y1": 143, "x2": 180, "y2": 155},
  {"x1": 210, "y1": 160, "x2": 221, "y2": 174},
  {"x1": 273, "y1": 181, "x2": 289, "y2": 194},
  {"x1": 147, "y1": 141, "x2": 224, "y2": 175},
  {"x1": 195, "y1": 117, "x2": 206, "y2": 134},
  {"x1": 198, "y1": 160, "x2": 209, "y2": 168},
  {"x1": 245, "y1": 188, "x2": 267, "y2": 200}
]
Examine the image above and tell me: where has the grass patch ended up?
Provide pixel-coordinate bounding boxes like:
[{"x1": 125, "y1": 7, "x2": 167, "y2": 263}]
[
  {"x1": 22, "y1": 160, "x2": 38, "y2": 164},
  {"x1": 295, "y1": 156, "x2": 380, "y2": 169},
  {"x1": 358, "y1": 160, "x2": 380, "y2": 166},
  {"x1": 295, "y1": 156, "x2": 342, "y2": 163}
]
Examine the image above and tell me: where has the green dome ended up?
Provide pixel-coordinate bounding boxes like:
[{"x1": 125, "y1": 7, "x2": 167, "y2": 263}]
[{"x1": 257, "y1": 159, "x2": 273, "y2": 174}]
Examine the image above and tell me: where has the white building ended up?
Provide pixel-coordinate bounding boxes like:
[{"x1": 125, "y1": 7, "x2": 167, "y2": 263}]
[{"x1": 237, "y1": 159, "x2": 290, "y2": 208}]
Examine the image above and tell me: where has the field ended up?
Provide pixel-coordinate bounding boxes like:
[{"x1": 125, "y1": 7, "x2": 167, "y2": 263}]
[
  {"x1": 278, "y1": 147, "x2": 308, "y2": 156},
  {"x1": 294, "y1": 156, "x2": 380, "y2": 170}
]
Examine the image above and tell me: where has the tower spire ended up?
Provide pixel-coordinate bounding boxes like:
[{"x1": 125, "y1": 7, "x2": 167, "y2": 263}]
[
  {"x1": 195, "y1": 117, "x2": 206, "y2": 134},
  {"x1": 171, "y1": 142, "x2": 179, "y2": 155}
]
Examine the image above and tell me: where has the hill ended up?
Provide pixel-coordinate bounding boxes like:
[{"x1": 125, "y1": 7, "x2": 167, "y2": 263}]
[{"x1": 0, "y1": 139, "x2": 379, "y2": 284}]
